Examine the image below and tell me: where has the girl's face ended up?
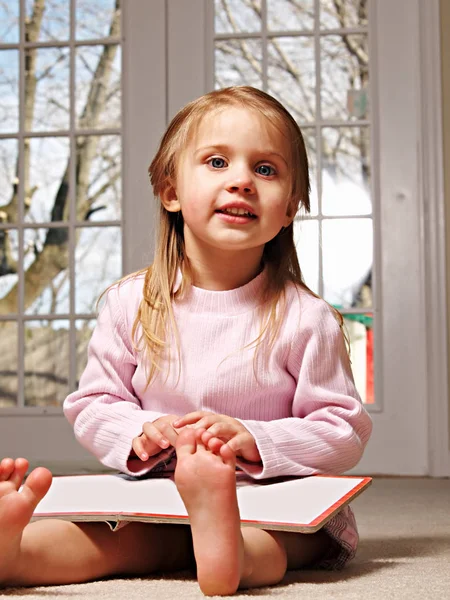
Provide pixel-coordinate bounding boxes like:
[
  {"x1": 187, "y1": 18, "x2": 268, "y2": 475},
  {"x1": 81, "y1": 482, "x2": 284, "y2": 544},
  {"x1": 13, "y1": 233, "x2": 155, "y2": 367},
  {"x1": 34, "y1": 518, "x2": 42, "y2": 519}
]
[{"x1": 162, "y1": 106, "x2": 295, "y2": 263}]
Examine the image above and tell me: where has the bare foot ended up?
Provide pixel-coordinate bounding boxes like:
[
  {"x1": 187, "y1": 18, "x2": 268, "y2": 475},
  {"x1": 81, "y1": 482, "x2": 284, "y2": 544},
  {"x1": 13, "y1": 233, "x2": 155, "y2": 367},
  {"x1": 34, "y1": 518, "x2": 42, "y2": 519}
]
[
  {"x1": 0, "y1": 458, "x2": 52, "y2": 586},
  {"x1": 175, "y1": 428, "x2": 246, "y2": 596}
]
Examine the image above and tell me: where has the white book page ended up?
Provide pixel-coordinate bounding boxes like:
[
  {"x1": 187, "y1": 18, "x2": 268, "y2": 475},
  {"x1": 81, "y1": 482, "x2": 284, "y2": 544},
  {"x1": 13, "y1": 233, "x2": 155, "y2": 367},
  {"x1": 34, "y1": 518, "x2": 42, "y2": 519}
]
[
  {"x1": 236, "y1": 476, "x2": 365, "y2": 526},
  {"x1": 32, "y1": 474, "x2": 367, "y2": 529}
]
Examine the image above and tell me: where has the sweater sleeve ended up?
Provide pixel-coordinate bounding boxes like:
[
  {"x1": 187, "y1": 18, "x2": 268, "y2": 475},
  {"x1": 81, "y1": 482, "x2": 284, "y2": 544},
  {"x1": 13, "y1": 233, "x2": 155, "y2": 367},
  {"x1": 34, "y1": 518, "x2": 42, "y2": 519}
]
[
  {"x1": 235, "y1": 301, "x2": 373, "y2": 479},
  {"x1": 63, "y1": 284, "x2": 169, "y2": 476}
]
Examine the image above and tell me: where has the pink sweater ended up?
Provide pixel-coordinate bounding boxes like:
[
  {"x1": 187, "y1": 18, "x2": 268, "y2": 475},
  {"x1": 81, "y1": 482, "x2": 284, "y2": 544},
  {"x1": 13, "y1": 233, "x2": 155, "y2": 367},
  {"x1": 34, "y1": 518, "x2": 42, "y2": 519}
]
[{"x1": 64, "y1": 271, "x2": 372, "y2": 479}]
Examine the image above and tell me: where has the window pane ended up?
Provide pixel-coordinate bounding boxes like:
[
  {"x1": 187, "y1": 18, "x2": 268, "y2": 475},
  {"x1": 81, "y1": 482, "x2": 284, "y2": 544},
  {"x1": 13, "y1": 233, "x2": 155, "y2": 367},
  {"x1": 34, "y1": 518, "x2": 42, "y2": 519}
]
[
  {"x1": 302, "y1": 128, "x2": 318, "y2": 215},
  {"x1": 76, "y1": 0, "x2": 121, "y2": 41},
  {"x1": 321, "y1": 35, "x2": 369, "y2": 122},
  {"x1": 24, "y1": 319, "x2": 69, "y2": 406},
  {"x1": 0, "y1": 0, "x2": 19, "y2": 43},
  {"x1": 320, "y1": 0, "x2": 368, "y2": 30},
  {"x1": 0, "y1": 321, "x2": 18, "y2": 407},
  {"x1": 322, "y1": 218, "x2": 372, "y2": 308},
  {"x1": 215, "y1": 39, "x2": 262, "y2": 89},
  {"x1": 76, "y1": 318, "x2": 95, "y2": 386},
  {"x1": 214, "y1": 0, "x2": 261, "y2": 34},
  {"x1": 26, "y1": 47, "x2": 70, "y2": 132},
  {"x1": 294, "y1": 218, "x2": 319, "y2": 295},
  {"x1": 0, "y1": 139, "x2": 18, "y2": 219},
  {"x1": 75, "y1": 226, "x2": 121, "y2": 313},
  {"x1": 268, "y1": 36, "x2": 316, "y2": 123},
  {"x1": 267, "y1": 0, "x2": 314, "y2": 31},
  {"x1": 321, "y1": 126, "x2": 371, "y2": 216},
  {"x1": 0, "y1": 50, "x2": 19, "y2": 133},
  {"x1": 76, "y1": 135, "x2": 121, "y2": 222},
  {"x1": 26, "y1": 137, "x2": 70, "y2": 223},
  {"x1": 25, "y1": 0, "x2": 69, "y2": 42},
  {"x1": 0, "y1": 228, "x2": 18, "y2": 314},
  {"x1": 76, "y1": 44, "x2": 121, "y2": 130},
  {"x1": 344, "y1": 315, "x2": 374, "y2": 404},
  {"x1": 24, "y1": 227, "x2": 69, "y2": 315}
]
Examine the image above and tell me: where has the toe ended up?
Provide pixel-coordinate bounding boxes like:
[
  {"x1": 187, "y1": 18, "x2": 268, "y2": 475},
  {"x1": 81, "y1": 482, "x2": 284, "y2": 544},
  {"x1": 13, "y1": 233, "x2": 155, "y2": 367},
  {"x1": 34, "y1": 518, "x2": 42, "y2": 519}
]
[
  {"x1": 175, "y1": 428, "x2": 197, "y2": 457},
  {"x1": 0, "y1": 458, "x2": 15, "y2": 481},
  {"x1": 220, "y1": 443, "x2": 237, "y2": 468},
  {"x1": 8, "y1": 459, "x2": 29, "y2": 490},
  {"x1": 21, "y1": 468, "x2": 52, "y2": 507}
]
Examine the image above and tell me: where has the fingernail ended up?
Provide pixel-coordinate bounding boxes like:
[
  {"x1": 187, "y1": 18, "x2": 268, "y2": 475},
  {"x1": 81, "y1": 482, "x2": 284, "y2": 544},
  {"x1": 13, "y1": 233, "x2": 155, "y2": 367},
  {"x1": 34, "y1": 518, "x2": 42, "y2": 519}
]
[
  {"x1": 173, "y1": 420, "x2": 180, "y2": 427},
  {"x1": 160, "y1": 438, "x2": 169, "y2": 447},
  {"x1": 141, "y1": 453, "x2": 148, "y2": 460}
]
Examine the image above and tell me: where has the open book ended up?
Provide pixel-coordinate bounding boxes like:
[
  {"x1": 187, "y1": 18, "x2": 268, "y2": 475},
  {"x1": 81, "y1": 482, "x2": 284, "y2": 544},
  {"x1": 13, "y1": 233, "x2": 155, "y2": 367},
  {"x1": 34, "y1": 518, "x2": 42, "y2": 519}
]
[{"x1": 31, "y1": 472, "x2": 372, "y2": 533}]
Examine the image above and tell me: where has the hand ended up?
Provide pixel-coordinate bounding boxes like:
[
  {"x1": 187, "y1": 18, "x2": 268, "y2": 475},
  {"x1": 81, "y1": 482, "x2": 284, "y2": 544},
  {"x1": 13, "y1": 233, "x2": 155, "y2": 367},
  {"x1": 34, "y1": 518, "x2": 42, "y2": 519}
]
[
  {"x1": 173, "y1": 411, "x2": 261, "y2": 463},
  {"x1": 131, "y1": 414, "x2": 179, "y2": 461}
]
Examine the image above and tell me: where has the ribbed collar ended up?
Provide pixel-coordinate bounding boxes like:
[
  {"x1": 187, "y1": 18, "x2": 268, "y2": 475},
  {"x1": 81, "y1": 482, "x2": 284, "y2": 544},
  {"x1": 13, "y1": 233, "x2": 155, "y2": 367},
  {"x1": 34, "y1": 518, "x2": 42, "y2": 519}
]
[{"x1": 174, "y1": 268, "x2": 267, "y2": 315}]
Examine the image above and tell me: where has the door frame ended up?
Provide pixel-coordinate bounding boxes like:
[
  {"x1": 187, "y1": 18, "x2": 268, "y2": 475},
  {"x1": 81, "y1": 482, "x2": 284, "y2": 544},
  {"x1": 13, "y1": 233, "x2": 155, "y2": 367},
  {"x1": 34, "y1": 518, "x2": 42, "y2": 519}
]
[{"x1": 419, "y1": 0, "x2": 449, "y2": 477}]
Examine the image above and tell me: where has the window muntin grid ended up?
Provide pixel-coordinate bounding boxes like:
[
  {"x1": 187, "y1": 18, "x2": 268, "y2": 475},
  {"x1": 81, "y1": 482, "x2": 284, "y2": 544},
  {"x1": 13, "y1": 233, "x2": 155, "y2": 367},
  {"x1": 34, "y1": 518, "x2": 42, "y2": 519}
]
[
  {"x1": 0, "y1": 0, "x2": 122, "y2": 411},
  {"x1": 214, "y1": 0, "x2": 374, "y2": 403}
]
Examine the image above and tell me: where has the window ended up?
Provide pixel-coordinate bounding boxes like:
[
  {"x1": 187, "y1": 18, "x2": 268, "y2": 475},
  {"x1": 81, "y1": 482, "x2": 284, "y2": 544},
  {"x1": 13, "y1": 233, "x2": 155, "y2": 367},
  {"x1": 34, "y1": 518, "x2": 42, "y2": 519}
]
[
  {"x1": 0, "y1": 0, "x2": 122, "y2": 410},
  {"x1": 214, "y1": 0, "x2": 374, "y2": 402}
]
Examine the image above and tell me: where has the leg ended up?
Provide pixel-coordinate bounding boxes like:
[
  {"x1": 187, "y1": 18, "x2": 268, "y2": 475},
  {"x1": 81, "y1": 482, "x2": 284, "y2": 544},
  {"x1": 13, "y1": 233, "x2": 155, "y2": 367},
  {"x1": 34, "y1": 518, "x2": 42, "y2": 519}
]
[
  {"x1": 175, "y1": 430, "x2": 244, "y2": 596},
  {"x1": 239, "y1": 527, "x2": 330, "y2": 589},
  {"x1": 0, "y1": 458, "x2": 194, "y2": 588},
  {"x1": 174, "y1": 432, "x2": 331, "y2": 596}
]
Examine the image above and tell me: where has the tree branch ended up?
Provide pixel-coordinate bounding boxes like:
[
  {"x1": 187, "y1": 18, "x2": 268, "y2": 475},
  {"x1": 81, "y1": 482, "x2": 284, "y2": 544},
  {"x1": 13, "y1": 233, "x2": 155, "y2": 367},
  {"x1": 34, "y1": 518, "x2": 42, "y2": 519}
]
[{"x1": 0, "y1": 0, "x2": 122, "y2": 314}]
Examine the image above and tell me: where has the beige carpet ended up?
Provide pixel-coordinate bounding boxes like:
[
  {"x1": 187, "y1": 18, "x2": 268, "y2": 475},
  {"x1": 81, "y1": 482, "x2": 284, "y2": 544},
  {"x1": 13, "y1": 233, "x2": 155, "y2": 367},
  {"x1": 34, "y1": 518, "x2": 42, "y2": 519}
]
[{"x1": 3, "y1": 477, "x2": 450, "y2": 599}]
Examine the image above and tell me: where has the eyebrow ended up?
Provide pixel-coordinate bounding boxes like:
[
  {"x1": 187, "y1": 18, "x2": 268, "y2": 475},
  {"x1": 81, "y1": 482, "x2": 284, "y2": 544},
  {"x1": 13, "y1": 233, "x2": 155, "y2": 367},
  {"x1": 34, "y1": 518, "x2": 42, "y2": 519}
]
[{"x1": 194, "y1": 144, "x2": 288, "y2": 166}]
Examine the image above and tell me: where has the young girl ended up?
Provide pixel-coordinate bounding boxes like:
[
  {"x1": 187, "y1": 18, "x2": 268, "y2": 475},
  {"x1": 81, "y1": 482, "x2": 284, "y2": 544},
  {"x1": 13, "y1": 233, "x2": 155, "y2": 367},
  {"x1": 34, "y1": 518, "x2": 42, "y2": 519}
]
[{"x1": 0, "y1": 86, "x2": 372, "y2": 596}]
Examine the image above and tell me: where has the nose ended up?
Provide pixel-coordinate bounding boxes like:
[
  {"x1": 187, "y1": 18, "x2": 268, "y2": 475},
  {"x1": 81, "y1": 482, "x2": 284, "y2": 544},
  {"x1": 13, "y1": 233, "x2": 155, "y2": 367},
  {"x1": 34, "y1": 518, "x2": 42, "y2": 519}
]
[{"x1": 225, "y1": 165, "x2": 255, "y2": 194}]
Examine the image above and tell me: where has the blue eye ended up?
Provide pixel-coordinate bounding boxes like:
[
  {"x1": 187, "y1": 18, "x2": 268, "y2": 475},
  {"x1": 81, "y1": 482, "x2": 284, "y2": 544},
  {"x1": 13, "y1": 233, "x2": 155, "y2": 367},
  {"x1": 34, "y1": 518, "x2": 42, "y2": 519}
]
[
  {"x1": 209, "y1": 157, "x2": 226, "y2": 169},
  {"x1": 256, "y1": 164, "x2": 275, "y2": 176}
]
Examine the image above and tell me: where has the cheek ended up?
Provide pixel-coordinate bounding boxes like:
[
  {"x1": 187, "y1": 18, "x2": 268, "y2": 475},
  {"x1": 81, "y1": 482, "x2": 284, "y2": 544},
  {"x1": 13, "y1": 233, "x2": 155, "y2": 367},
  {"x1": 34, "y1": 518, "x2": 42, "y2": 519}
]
[{"x1": 179, "y1": 197, "x2": 209, "y2": 225}]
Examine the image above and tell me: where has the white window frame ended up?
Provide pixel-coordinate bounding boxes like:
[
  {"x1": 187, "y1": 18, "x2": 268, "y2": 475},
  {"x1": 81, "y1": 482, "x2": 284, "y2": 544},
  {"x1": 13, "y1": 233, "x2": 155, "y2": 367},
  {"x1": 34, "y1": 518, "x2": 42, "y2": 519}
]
[{"x1": 0, "y1": 1, "x2": 168, "y2": 473}]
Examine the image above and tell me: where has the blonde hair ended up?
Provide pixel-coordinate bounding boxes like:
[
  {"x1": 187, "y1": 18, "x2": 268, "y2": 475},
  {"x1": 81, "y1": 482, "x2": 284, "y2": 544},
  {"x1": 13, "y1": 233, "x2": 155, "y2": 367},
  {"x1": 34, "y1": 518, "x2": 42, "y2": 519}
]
[{"x1": 131, "y1": 86, "x2": 341, "y2": 383}]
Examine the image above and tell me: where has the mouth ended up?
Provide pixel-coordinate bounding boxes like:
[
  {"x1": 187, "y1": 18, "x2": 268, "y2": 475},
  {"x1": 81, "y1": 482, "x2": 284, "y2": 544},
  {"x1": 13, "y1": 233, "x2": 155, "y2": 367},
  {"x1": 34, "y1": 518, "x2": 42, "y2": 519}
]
[{"x1": 215, "y1": 207, "x2": 257, "y2": 219}]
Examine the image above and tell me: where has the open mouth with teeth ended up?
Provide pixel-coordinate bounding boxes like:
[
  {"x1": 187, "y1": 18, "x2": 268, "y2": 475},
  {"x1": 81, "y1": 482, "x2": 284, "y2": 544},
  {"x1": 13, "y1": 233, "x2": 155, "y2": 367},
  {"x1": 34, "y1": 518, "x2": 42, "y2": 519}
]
[{"x1": 216, "y1": 208, "x2": 256, "y2": 218}]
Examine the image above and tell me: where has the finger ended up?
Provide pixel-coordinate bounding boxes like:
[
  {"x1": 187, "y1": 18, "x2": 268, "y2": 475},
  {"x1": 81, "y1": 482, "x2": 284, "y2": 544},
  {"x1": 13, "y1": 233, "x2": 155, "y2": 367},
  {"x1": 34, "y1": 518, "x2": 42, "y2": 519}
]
[
  {"x1": 227, "y1": 434, "x2": 261, "y2": 462},
  {"x1": 226, "y1": 432, "x2": 252, "y2": 454},
  {"x1": 157, "y1": 421, "x2": 179, "y2": 447},
  {"x1": 132, "y1": 436, "x2": 150, "y2": 461},
  {"x1": 142, "y1": 422, "x2": 171, "y2": 449},
  {"x1": 175, "y1": 428, "x2": 197, "y2": 457},
  {"x1": 173, "y1": 411, "x2": 211, "y2": 428},
  {"x1": 191, "y1": 416, "x2": 219, "y2": 430},
  {"x1": 206, "y1": 422, "x2": 233, "y2": 438}
]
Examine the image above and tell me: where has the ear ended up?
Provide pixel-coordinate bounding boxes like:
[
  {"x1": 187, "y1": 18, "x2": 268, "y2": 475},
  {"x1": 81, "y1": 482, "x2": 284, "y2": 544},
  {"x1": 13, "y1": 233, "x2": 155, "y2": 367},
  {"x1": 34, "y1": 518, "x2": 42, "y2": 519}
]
[{"x1": 160, "y1": 183, "x2": 181, "y2": 213}]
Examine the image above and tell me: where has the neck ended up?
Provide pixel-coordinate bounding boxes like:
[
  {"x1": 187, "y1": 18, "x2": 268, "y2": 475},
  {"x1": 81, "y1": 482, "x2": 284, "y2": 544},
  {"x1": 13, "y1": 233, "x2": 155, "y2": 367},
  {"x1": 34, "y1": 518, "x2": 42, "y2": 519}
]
[{"x1": 185, "y1": 247, "x2": 264, "y2": 291}]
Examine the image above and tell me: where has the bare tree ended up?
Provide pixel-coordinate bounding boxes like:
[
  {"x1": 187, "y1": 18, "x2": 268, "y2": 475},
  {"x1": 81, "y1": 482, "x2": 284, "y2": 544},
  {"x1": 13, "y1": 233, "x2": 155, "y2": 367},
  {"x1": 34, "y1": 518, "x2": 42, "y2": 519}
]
[
  {"x1": 216, "y1": 0, "x2": 372, "y2": 310},
  {"x1": 0, "y1": 0, "x2": 121, "y2": 406},
  {"x1": 0, "y1": 0, "x2": 121, "y2": 314},
  {"x1": 216, "y1": 0, "x2": 369, "y2": 185}
]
